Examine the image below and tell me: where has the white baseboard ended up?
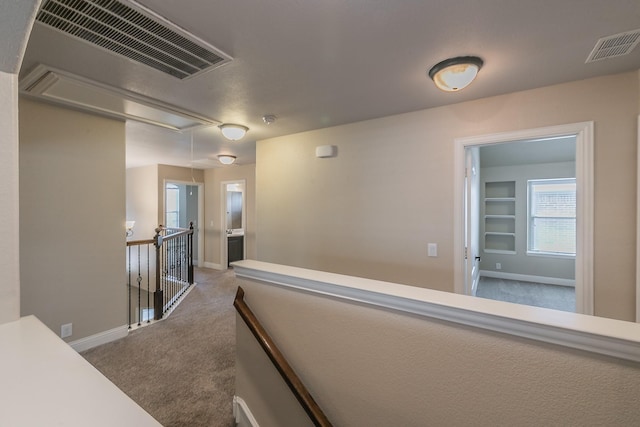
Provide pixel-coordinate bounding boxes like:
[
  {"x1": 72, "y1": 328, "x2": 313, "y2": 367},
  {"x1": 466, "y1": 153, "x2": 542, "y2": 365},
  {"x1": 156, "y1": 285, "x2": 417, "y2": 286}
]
[
  {"x1": 204, "y1": 261, "x2": 224, "y2": 270},
  {"x1": 69, "y1": 324, "x2": 129, "y2": 352},
  {"x1": 480, "y1": 270, "x2": 575, "y2": 287},
  {"x1": 233, "y1": 396, "x2": 260, "y2": 427}
]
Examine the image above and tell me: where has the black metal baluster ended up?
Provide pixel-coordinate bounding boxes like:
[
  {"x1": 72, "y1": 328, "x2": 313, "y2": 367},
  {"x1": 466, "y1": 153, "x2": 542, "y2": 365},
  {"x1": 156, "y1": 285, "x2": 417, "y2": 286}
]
[
  {"x1": 146, "y1": 243, "x2": 151, "y2": 323},
  {"x1": 188, "y1": 222, "x2": 194, "y2": 284},
  {"x1": 137, "y1": 244, "x2": 142, "y2": 326}
]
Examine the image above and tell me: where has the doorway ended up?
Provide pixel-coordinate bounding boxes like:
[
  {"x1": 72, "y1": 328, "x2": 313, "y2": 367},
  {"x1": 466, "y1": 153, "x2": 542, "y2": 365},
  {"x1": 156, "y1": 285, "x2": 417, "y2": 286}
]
[
  {"x1": 221, "y1": 180, "x2": 246, "y2": 268},
  {"x1": 164, "y1": 180, "x2": 204, "y2": 267},
  {"x1": 454, "y1": 122, "x2": 594, "y2": 315}
]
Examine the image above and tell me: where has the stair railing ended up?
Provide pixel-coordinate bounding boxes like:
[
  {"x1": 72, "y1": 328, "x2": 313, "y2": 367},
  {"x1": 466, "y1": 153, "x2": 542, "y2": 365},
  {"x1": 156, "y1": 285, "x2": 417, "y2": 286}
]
[
  {"x1": 233, "y1": 286, "x2": 333, "y2": 427},
  {"x1": 125, "y1": 223, "x2": 194, "y2": 328},
  {"x1": 153, "y1": 222, "x2": 194, "y2": 320},
  {"x1": 126, "y1": 238, "x2": 155, "y2": 328}
]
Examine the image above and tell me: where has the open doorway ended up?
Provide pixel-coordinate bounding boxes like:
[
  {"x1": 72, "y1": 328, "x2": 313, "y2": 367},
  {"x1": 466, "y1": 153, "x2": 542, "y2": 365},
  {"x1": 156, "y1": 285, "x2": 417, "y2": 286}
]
[
  {"x1": 474, "y1": 138, "x2": 577, "y2": 312},
  {"x1": 454, "y1": 122, "x2": 594, "y2": 315},
  {"x1": 221, "y1": 180, "x2": 246, "y2": 269},
  {"x1": 164, "y1": 180, "x2": 204, "y2": 267}
]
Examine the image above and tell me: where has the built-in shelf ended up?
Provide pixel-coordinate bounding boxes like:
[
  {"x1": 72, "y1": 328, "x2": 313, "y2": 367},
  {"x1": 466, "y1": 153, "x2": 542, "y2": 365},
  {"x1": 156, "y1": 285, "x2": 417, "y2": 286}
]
[{"x1": 484, "y1": 181, "x2": 516, "y2": 253}]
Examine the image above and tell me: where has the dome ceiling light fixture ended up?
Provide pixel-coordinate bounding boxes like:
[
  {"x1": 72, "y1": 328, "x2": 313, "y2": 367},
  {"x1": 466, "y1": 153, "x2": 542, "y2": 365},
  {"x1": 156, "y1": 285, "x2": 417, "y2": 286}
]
[
  {"x1": 218, "y1": 155, "x2": 237, "y2": 165},
  {"x1": 219, "y1": 123, "x2": 249, "y2": 141},
  {"x1": 428, "y1": 56, "x2": 483, "y2": 92}
]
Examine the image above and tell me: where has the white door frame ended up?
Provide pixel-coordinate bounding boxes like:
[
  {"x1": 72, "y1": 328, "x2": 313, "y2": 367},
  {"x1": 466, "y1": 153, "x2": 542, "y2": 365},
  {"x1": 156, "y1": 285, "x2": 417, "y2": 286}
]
[
  {"x1": 453, "y1": 122, "x2": 594, "y2": 315},
  {"x1": 221, "y1": 179, "x2": 247, "y2": 269},
  {"x1": 162, "y1": 179, "x2": 205, "y2": 268},
  {"x1": 636, "y1": 115, "x2": 640, "y2": 323}
]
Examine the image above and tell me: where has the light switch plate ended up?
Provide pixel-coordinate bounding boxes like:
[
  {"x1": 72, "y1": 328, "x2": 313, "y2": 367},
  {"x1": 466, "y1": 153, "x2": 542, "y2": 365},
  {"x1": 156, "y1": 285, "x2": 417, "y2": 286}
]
[{"x1": 428, "y1": 243, "x2": 437, "y2": 257}]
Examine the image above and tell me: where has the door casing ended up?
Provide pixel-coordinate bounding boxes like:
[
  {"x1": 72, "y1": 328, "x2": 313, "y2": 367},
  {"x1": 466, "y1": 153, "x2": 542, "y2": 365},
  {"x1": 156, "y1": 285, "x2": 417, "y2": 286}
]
[{"x1": 453, "y1": 122, "x2": 594, "y2": 315}]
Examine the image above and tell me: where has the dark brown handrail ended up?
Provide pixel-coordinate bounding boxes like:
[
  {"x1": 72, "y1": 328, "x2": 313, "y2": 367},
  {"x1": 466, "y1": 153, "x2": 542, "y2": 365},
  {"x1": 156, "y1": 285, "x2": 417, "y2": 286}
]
[
  {"x1": 126, "y1": 239, "x2": 155, "y2": 247},
  {"x1": 233, "y1": 286, "x2": 333, "y2": 427}
]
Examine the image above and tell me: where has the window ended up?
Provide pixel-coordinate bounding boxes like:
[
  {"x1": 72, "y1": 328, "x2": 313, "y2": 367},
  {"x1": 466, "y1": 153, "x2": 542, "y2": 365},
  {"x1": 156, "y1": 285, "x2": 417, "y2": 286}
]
[
  {"x1": 165, "y1": 183, "x2": 179, "y2": 228},
  {"x1": 527, "y1": 178, "x2": 576, "y2": 256}
]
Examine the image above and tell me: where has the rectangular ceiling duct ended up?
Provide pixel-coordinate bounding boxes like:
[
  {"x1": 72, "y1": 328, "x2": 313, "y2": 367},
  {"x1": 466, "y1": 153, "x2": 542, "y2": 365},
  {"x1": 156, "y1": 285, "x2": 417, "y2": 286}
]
[
  {"x1": 35, "y1": 0, "x2": 232, "y2": 79},
  {"x1": 586, "y1": 29, "x2": 640, "y2": 63},
  {"x1": 20, "y1": 64, "x2": 219, "y2": 131}
]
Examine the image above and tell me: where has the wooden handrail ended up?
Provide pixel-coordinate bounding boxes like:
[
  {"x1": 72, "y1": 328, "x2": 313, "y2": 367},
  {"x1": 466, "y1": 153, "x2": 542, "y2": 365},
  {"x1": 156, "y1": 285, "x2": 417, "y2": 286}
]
[
  {"x1": 126, "y1": 239, "x2": 155, "y2": 247},
  {"x1": 233, "y1": 286, "x2": 333, "y2": 427}
]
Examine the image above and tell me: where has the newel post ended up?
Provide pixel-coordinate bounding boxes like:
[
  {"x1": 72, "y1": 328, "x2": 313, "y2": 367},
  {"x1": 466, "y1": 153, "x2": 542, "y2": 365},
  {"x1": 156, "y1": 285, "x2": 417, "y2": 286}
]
[
  {"x1": 188, "y1": 221, "x2": 194, "y2": 284},
  {"x1": 153, "y1": 225, "x2": 164, "y2": 320}
]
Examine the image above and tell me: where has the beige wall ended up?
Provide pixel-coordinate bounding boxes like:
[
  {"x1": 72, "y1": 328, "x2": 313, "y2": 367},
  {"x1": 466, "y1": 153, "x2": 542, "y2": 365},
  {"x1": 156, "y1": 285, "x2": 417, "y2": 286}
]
[
  {"x1": 0, "y1": 0, "x2": 40, "y2": 325},
  {"x1": 204, "y1": 164, "x2": 256, "y2": 268},
  {"x1": 236, "y1": 277, "x2": 640, "y2": 427},
  {"x1": 256, "y1": 71, "x2": 640, "y2": 321},
  {"x1": 19, "y1": 98, "x2": 127, "y2": 340},
  {"x1": 126, "y1": 164, "x2": 205, "y2": 239},
  {"x1": 156, "y1": 164, "x2": 204, "y2": 227},
  {"x1": 126, "y1": 165, "x2": 158, "y2": 240},
  {"x1": 0, "y1": 72, "x2": 20, "y2": 324}
]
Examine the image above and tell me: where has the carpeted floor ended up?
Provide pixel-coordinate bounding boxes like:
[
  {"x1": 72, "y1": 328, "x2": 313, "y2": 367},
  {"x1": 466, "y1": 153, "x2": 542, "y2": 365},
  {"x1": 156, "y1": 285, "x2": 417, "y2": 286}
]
[
  {"x1": 476, "y1": 276, "x2": 575, "y2": 312},
  {"x1": 82, "y1": 267, "x2": 238, "y2": 427}
]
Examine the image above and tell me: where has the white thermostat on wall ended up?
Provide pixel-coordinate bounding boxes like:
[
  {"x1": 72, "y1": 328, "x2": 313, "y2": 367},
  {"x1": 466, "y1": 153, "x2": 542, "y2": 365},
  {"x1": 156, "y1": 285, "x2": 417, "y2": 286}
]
[{"x1": 315, "y1": 145, "x2": 337, "y2": 158}]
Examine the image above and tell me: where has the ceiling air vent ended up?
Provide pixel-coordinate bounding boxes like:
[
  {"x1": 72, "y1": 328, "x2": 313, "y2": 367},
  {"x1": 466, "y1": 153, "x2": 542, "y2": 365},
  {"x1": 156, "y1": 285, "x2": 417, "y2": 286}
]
[
  {"x1": 20, "y1": 64, "x2": 219, "y2": 131},
  {"x1": 35, "y1": 0, "x2": 232, "y2": 79},
  {"x1": 586, "y1": 29, "x2": 640, "y2": 63}
]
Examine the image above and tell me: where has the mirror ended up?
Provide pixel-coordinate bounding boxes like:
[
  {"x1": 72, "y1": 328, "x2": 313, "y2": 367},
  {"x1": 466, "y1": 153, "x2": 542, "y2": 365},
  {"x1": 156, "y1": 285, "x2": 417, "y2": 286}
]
[{"x1": 226, "y1": 187, "x2": 243, "y2": 230}]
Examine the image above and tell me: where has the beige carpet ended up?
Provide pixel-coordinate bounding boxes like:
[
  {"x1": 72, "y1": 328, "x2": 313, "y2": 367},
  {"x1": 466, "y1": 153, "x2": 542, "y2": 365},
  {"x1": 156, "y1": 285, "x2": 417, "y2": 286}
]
[{"x1": 82, "y1": 267, "x2": 237, "y2": 427}]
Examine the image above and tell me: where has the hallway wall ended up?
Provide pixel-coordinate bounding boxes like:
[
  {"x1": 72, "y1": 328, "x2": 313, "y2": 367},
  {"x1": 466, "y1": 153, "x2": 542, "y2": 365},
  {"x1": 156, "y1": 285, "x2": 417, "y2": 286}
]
[
  {"x1": 256, "y1": 71, "x2": 640, "y2": 321},
  {"x1": 20, "y1": 98, "x2": 127, "y2": 341}
]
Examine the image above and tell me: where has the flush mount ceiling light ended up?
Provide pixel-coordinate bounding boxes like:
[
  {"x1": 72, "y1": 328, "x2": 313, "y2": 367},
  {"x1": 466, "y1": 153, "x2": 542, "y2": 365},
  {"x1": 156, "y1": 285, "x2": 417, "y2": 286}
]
[
  {"x1": 428, "y1": 56, "x2": 483, "y2": 92},
  {"x1": 219, "y1": 124, "x2": 248, "y2": 141},
  {"x1": 218, "y1": 155, "x2": 237, "y2": 165}
]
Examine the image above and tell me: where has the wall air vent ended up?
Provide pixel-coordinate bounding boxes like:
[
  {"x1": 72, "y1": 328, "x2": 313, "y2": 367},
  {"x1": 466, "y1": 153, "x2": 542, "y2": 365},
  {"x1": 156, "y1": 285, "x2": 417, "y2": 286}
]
[
  {"x1": 20, "y1": 64, "x2": 219, "y2": 131},
  {"x1": 586, "y1": 29, "x2": 640, "y2": 63},
  {"x1": 35, "y1": 0, "x2": 232, "y2": 79}
]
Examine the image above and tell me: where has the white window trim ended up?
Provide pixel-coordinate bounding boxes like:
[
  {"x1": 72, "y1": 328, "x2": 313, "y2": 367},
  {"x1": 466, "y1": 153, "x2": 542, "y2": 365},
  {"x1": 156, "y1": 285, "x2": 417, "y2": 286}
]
[{"x1": 526, "y1": 177, "x2": 577, "y2": 258}]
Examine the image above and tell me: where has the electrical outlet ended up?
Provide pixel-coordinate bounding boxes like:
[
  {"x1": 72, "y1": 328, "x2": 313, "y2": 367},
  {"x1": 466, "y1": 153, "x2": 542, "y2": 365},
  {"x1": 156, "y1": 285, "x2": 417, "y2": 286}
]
[
  {"x1": 61, "y1": 323, "x2": 73, "y2": 338},
  {"x1": 496, "y1": 263, "x2": 502, "y2": 270}
]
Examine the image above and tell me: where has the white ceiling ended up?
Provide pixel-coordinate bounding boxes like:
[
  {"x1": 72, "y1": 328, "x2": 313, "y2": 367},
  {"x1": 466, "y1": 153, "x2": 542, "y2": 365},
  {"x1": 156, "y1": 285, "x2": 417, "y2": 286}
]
[{"x1": 17, "y1": 0, "x2": 640, "y2": 169}]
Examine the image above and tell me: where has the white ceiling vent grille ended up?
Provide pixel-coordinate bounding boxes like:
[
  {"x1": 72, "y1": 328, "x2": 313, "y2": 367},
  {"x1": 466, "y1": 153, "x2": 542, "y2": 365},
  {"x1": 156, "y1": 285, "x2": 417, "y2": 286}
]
[
  {"x1": 20, "y1": 64, "x2": 219, "y2": 131},
  {"x1": 586, "y1": 29, "x2": 640, "y2": 63},
  {"x1": 35, "y1": 0, "x2": 232, "y2": 79}
]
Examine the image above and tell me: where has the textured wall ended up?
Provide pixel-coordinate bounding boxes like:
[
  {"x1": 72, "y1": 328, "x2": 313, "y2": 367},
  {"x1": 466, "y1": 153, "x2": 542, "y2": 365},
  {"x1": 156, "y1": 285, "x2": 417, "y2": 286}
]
[
  {"x1": 236, "y1": 277, "x2": 640, "y2": 427},
  {"x1": 256, "y1": 71, "x2": 640, "y2": 321},
  {"x1": 0, "y1": 72, "x2": 20, "y2": 324},
  {"x1": 19, "y1": 99, "x2": 127, "y2": 340},
  {"x1": 126, "y1": 165, "x2": 158, "y2": 240}
]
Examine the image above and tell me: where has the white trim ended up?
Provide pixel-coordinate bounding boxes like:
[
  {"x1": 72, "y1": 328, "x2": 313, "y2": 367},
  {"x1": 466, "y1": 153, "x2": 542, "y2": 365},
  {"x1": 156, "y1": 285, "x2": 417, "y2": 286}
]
[
  {"x1": 479, "y1": 270, "x2": 575, "y2": 287},
  {"x1": 637, "y1": 114, "x2": 640, "y2": 323},
  {"x1": 69, "y1": 324, "x2": 129, "y2": 352},
  {"x1": 204, "y1": 261, "x2": 224, "y2": 270},
  {"x1": 221, "y1": 180, "x2": 247, "y2": 269},
  {"x1": 197, "y1": 181, "x2": 205, "y2": 268},
  {"x1": 233, "y1": 260, "x2": 640, "y2": 362},
  {"x1": 233, "y1": 396, "x2": 260, "y2": 427},
  {"x1": 454, "y1": 122, "x2": 594, "y2": 315}
]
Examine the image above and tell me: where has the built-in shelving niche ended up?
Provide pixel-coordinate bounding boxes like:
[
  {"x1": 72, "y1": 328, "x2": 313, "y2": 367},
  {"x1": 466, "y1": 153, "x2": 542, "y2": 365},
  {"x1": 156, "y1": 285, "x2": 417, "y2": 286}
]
[{"x1": 484, "y1": 181, "x2": 516, "y2": 254}]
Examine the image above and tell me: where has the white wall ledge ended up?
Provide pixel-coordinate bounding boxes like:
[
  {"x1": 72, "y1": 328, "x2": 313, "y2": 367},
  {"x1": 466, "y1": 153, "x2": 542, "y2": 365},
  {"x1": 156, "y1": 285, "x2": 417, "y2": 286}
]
[
  {"x1": 232, "y1": 260, "x2": 640, "y2": 362},
  {"x1": 0, "y1": 316, "x2": 161, "y2": 426}
]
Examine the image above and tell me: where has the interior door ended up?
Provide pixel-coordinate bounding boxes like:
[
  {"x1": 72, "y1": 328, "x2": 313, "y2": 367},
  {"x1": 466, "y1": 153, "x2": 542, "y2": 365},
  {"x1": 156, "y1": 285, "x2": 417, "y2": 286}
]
[{"x1": 465, "y1": 147, "x2": 481, "y2": 295}]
